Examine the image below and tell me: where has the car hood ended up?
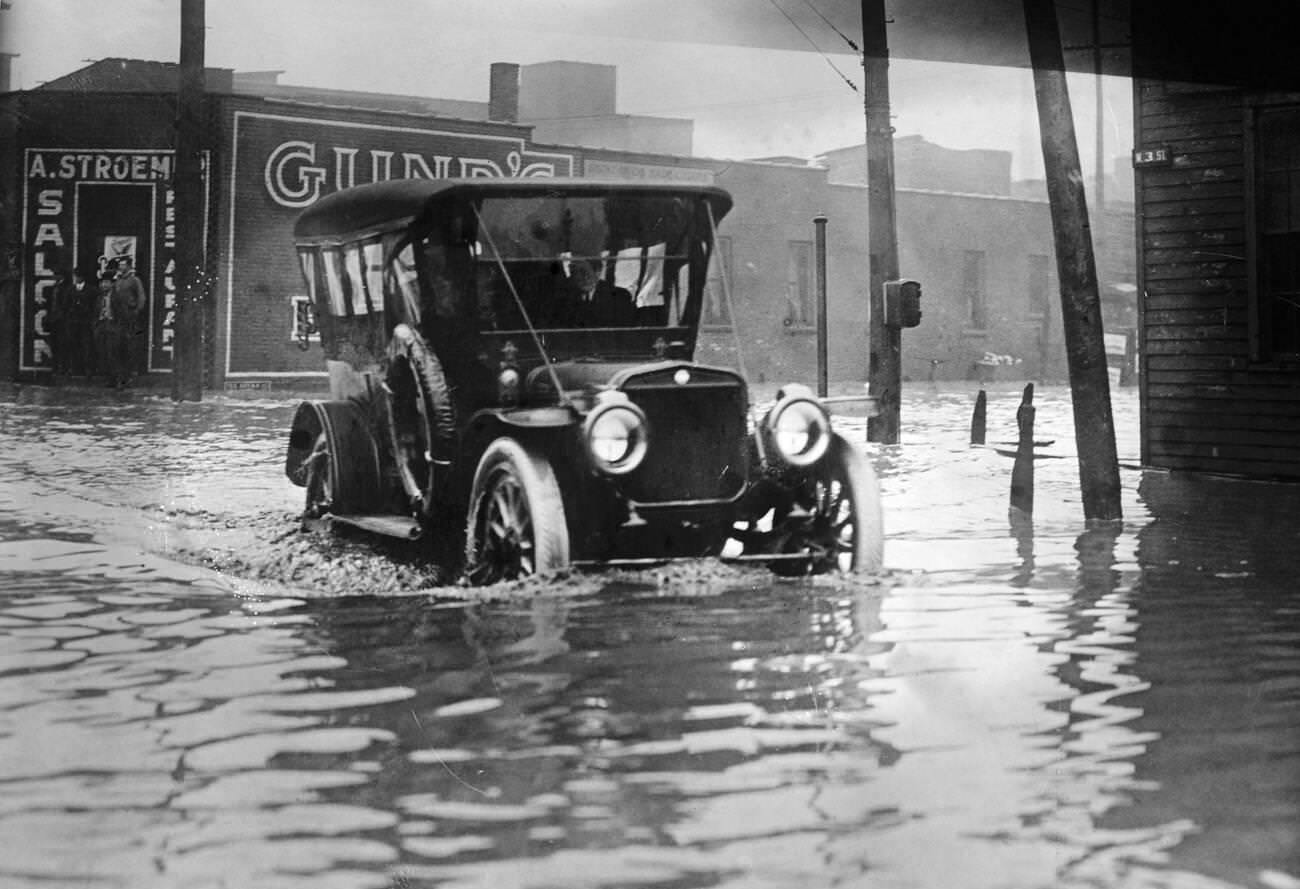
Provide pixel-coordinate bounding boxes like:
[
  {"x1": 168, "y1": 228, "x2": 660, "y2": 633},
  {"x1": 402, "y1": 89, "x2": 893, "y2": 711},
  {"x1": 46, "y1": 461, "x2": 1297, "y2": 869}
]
[
  {"x1": 527, "y1": 359, "x2": 678, "y2": 398},
  {"x1": 526, "y1": 359, "x2": 748, "y2": 403}
]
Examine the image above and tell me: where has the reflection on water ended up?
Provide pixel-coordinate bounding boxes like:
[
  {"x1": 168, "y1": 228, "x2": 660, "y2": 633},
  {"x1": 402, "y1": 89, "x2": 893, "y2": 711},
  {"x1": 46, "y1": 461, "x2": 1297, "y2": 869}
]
[{"x1": 0, "y1": 383, "x2": 1296, "y2": 888}]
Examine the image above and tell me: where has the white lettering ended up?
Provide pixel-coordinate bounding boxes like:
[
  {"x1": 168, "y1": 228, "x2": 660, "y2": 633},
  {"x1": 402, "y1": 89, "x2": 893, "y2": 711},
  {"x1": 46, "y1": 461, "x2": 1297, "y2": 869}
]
[
  {"x1": 403, "y1": 153, "x2": 435, "y2": 180},
  {"x1": 37, "y1": 189, "x2": 63, "y2": 216},
  {"x1": 27, "y1": 154, "x2": 47, "y2": 178},
  {"x1": 33, "y1": 254, "x2": 58, "y2": 277},
  {"x1": 33, "y1": 223, "x2": 64, "y2": 247},
  {"x1": 334, "y1": 147, "x2": 358, "y2": 191},
  {"x1": 370, "y1": 150, "x2": 393, "y2": 182},
  {"x1": 33, "y1": 278, "x2": 57, "y2": 304},
  {"x1": 264, "y1": 140, "x2": 327, "y2": 208}
]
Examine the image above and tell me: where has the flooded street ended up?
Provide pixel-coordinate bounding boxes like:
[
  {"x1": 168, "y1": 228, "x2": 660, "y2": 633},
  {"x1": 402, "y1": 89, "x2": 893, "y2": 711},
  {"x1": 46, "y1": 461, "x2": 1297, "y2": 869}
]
[{"x1": 0, "y1": 382, "x2": 1296, "y2": 889}]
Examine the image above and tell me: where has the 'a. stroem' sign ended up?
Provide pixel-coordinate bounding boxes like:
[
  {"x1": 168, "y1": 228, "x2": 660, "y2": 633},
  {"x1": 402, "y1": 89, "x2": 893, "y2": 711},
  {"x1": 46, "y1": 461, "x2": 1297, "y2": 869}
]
[
  {"x1": 20, "y1": 148, "x2": 210, "y2": 374},
  {"x1": 224, "y1": 111, "x2": 575, "y2": 380}
]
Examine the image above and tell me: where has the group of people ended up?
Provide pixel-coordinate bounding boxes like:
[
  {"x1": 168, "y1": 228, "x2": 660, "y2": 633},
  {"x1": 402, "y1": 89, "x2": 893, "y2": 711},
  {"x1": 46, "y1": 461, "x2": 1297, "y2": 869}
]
[{"x1": 46, "y1": 257, "x2": 147, "y2": 388}]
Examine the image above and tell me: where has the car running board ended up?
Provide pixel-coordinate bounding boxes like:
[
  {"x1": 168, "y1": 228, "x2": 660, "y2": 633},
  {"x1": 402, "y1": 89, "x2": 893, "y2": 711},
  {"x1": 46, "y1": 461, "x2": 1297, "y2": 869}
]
[{"x1": 325, "y1": 513, "x2": 422, "y2": 540}]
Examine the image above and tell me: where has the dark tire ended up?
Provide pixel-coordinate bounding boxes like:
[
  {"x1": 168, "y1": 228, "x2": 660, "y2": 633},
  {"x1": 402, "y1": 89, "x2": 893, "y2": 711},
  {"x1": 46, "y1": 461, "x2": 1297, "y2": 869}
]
[
  {"x1": 464, "y1": 438, "x2": 570, "y2": 584},
  {"x1": 292, "y1": 401, "x2": 382, "y2": 518},
  {"x1": 769, "y1": 433, "x2": 884, "y2": 576},
  {"x1": 386, "y1": 324, "x2": 455, "y2": 516}
]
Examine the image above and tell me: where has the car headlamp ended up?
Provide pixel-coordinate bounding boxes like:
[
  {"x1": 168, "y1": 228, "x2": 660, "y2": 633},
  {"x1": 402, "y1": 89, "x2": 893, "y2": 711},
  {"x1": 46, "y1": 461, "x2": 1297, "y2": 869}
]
[
  {"x1": 584, "y1": 393, "x2": 648, "y2": 475},
  {"x1": 764, "y1": 385, "x2": 831, "y2": 467}
]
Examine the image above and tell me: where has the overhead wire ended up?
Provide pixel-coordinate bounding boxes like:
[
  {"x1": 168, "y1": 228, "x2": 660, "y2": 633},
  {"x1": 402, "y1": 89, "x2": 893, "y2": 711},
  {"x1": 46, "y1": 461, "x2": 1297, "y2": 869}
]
[
  {"x1": 765, "y1": 0, "x2": 860, "y2": 94},
  {"x1": 799, "y1": 0, "x2": 860, "y2": 53}
]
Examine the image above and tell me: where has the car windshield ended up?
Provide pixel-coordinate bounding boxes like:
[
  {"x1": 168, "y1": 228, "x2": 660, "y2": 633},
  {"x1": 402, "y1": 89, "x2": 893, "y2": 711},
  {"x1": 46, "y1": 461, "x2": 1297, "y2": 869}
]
[{"x1": 467, "y1": 193, "x2": 711, "y2": 331}]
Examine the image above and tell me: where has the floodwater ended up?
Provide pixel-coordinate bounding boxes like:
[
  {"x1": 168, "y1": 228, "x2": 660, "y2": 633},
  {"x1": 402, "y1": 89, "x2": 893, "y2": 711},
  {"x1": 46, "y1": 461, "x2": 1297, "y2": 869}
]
[{"x1": 0, "y1": 381, "x2": 1296, "y2": 889}]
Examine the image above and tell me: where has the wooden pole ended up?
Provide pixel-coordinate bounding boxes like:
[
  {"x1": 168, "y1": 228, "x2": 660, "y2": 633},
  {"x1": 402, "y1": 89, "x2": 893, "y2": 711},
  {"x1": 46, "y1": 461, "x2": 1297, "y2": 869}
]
[
  {"x1": 1023, "y1": 0, "x2": 1122, "y2": 520},
  {"x1": 814, "y1": 214, "x2": 829, "y2": 398},
  {"x1": 862, "y1": 0, "x2": 901, "y2": 444},
  {"x1": 172, "y1": 0, "x2": 207, "y2": 401}
]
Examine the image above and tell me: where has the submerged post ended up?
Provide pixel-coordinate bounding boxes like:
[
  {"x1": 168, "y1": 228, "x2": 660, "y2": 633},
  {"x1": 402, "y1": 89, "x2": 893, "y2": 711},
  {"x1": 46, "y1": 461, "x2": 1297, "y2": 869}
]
[
  {"x1": 1010, "y1": 383, "x2": 1035, "y2": 516},
  {"x1": 814, "y1": 214, "x2": 829, "y2": 398},
  {"x1": 970, "y1": 389, "x2": 987, "y2": 445},
  {"x1": 862, "y1": 0, "x2": 902, "y2": 444},
  {"x1": 1023, "y1": 0, "x2": 1122, "y2": 520},
  {"x1": 172, "y1": 0, "x2": 207, "y2": 401}
]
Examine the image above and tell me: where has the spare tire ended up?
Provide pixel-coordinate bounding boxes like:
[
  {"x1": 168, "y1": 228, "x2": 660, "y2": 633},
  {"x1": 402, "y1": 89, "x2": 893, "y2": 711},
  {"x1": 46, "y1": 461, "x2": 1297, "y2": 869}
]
[{"x1": 386, "y1": 323, "x2": 456, "y2": 516}]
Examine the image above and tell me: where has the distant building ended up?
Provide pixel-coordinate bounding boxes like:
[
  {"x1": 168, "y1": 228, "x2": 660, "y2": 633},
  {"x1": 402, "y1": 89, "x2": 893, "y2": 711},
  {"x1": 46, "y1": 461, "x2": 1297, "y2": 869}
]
[{"x1": 820, "y1": 135, "x2": 1013, "y2": 196}]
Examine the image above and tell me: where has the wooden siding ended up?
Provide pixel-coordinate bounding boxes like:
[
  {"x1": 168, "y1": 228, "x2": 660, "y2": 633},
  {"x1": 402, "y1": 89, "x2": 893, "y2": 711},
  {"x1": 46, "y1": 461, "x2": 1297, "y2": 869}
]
[{"x1": 1136, "y1": 80, "x2": 1300, "y2": 479}]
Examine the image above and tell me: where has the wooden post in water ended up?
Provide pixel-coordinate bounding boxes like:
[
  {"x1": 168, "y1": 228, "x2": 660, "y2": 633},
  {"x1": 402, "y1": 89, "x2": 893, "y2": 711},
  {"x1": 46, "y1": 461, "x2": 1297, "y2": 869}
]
[
  {"x1": 172, "y1": 0, "x2": 207, "y2": 401},
  {"x1": 862, "y1": 0, "x2": 901, "y2": 444},
  {"x1": 1010, "y1": 383, "x2": 1036, "y2": 516},
  {"x1": 970, "y1": 389, "x2": 987, "y2": 445},
  {"x1": 1023, "y1": 0, "x2": 1122, "y2": 520}
]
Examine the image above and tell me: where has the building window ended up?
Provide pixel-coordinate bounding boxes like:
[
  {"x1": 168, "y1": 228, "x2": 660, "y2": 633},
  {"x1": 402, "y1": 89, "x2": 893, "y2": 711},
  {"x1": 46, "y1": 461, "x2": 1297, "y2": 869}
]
[
  {"x1": 963, "y1": 249, "x2": 988, "y2": 329},
  {"x1": 1028, "y1": 254, "x2": 1051, "y2": 319},
  {"x1": 290, "y1": 294, "x2": 319, "y2": 344},
  {"x1": 1252, "y1": 104, "x2": 1300, "y2": 360},
  {"x1": 786, "y1": 240, "x2": 814, "y2": 328},
  {"x1": 702, "y1": 236, "x2": 733, "y2": 328}
]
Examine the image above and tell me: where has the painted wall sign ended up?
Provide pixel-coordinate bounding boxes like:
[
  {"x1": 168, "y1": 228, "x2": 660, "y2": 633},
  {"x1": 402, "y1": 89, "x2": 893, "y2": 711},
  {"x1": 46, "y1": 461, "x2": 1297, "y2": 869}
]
[
  {"x1": 224, "y1": 111, "x2": 576, "y2": 379},
  {"x1": 20, "y1": 149, "x2": 210, "y2": 373}
]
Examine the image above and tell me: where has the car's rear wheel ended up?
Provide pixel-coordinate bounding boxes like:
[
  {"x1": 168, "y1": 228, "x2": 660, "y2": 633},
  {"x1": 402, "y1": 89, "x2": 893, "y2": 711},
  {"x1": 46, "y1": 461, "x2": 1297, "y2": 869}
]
[
  {"x1": 768, "y1": 433, "x2": 884, "y2": 575},
  {"x1": 464, "y1": 438, "x2": 570, "y2": 584},
  {"x1": 303, "y1": 431, "x2": 336, "y2": 518}
]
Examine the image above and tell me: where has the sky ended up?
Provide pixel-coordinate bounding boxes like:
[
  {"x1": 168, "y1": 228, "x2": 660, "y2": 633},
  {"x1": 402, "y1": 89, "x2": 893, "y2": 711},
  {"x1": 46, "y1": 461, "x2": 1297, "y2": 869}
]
[{"x1": 0, "y1": 0, "x2": 1133, "y2": 182}]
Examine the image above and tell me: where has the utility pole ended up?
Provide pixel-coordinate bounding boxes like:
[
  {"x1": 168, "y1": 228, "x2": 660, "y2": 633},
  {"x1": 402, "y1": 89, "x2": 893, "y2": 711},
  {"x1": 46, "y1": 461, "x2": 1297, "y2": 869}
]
[
  {"x1": 172, "y1": 0, "x2": 207, "y2": 401},
  {"x1": 1092, "y1": 0, "x2": 1106, "y2": 262},
  {"x1": 1023, "y1": 0, "x2": 1122, "y2": 520},
  {"x1": 814, "y1": 214, "x2": 829, "y2": 398},
  {"x1": 862, "y1": 0, "x2": 901, "y2": 444}
]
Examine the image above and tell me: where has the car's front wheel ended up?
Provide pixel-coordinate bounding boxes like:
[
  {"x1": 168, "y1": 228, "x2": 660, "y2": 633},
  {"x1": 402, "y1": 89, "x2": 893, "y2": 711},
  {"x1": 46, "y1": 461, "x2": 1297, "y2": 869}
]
[
  {"x1": 767, "y1": 432, "x2": 884, "y2": 576},
  {"x1": 464, "y1": 438, "x2": 570, "y2": 584}
]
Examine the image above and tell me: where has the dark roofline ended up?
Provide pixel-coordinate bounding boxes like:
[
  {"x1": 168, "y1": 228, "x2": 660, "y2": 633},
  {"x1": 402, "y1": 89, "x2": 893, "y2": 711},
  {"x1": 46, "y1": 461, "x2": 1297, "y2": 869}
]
[{"x1": 292, "y1": 177, "x2": 734, "y2": 243}]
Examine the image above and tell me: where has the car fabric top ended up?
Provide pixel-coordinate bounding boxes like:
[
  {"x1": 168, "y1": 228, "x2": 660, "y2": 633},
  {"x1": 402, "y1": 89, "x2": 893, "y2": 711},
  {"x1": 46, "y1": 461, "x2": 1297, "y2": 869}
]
[{"x1": 292, "y1": 177, "x2": 734, "y2": 245}]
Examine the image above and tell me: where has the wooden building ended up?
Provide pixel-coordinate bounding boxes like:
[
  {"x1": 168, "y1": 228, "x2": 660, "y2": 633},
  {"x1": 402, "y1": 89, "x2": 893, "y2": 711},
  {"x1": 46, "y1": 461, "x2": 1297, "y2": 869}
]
[{"x1": 1132, "y1": 3, "x2": 1300, "y2": 480}]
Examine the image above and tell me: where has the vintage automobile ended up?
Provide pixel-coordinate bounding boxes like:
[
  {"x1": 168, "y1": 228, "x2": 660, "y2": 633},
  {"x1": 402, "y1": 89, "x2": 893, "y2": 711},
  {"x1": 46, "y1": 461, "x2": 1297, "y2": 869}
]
[{"x1": 284, "y1": 178, "x2": 883, "y2": 583}]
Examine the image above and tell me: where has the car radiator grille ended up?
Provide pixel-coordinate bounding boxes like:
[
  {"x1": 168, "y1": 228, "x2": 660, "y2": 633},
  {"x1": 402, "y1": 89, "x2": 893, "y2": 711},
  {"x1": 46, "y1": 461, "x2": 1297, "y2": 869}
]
[{"x1": 621, "y1": 372, "x2": 749, "y2": 504}]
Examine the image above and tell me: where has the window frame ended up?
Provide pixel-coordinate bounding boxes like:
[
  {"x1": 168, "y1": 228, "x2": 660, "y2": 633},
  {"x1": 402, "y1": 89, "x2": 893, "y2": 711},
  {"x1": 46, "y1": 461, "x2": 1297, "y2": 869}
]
[
  {"x1": 785, "y1": 239, "x2": 815, "y2": 330},
  {"x1": 1245, "y1": 97, "x2": 1300, "y2": 365},
  {"x1": 1027, "y1": 253, "x2": 1052, "y2": 321},
  {"x1": 963, "y1": 249, "x2": 988, "y2": 331}
]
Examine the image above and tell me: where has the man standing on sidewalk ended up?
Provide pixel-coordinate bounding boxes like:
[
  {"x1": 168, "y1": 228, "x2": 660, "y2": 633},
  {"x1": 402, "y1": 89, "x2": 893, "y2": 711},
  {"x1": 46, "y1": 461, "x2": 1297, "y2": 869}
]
[{"x1": 110, "y1": 256, "x2": 147, "y2": 387}]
